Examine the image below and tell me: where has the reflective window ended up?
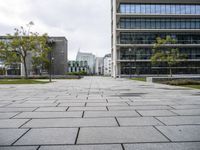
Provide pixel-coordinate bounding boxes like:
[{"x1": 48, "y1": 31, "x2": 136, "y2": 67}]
[
  {"x1": 135, "y1": 4, "x2": 141, "y2": 13},
  {"x1": 161, "y1": 5, "x2": 166, "y2": 14},
  {"x1": 119, "y1": 4, "x2": 200, "y2": 14},
  {"x1": 119, "y1": 18, "x2": 200, "y2": 29}
]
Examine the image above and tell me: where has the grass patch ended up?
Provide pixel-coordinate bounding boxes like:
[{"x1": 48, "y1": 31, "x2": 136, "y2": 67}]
[
  {"x1": 0, "y1": 79, "x2": 50, "y2": 84},
  {"x1": 182, "y1": 85, "x2": 200, "y2": 89},
  {"x1": 161, "y1": 79, "x2": 200, "y2": 90},
  {"x1": 131, "y1": 77, "x2": 146, "y2": 82}
]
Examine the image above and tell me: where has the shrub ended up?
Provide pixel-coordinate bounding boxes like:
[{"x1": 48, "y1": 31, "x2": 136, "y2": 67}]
[{"x1": 162, "y1": 79, "x2": 200, "y2": 86}]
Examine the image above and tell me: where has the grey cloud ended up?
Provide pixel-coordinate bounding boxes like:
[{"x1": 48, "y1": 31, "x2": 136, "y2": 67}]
[{"x1": 0, "y1": 0, "x2": 111, "y2": 59}]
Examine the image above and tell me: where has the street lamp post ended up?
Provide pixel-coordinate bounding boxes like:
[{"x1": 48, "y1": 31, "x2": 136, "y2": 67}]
[
  {"x1": 128, "y1": 48, "x2": 132, "y2": 78},
  {"x1": 134, "y1": 48, "x2": 137, "y2": 76}
]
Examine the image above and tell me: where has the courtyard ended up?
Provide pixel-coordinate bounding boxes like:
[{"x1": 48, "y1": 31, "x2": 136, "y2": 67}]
[{"x1": 0, "y1": 77, "x2": 200, "y2": 149}]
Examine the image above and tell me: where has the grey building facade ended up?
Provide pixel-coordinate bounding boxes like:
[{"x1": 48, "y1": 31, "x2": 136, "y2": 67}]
[
  {"x1": 50, "y1": 37, "x2": 68, "y2": 75},
  {"x1": 0, "y1": 36, "x2": 68, "y2": 76},
  {"x1": 111, "y1": 0, "x2": 200, "y2": 77}
]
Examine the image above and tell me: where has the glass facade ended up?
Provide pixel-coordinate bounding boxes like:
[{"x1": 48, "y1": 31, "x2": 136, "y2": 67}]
[
  {"x1": 120, "y1": 61, "x2": 200, "y2": 74},
  {"x1": 119, "y1": 4, "x2": 200, "y2": 14},
  {"x1": 119, "y1": 32, "x2": 200, "y2": 44},
  {"x1": 119, "y1": 47, "x2": 200, "y2": 60},
  {"x1": 113, "y1": 2, "x2": 200, "y2": 75},
  {"x1": 119, "y1": 18, "x2": 200, "y2": 29}
]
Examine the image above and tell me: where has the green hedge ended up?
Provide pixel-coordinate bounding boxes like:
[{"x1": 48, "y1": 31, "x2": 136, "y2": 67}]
[{"x1": 66, "y1": 71, "x2": 87, "y2": 76}]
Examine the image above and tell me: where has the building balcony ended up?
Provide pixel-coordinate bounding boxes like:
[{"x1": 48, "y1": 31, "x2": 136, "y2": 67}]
[
  {"x1": 116, "y1": 13, "x2": 200, "y2": 19},
  {"x1": 116, "y1": 28, "x2": 200, "y2": 33}
]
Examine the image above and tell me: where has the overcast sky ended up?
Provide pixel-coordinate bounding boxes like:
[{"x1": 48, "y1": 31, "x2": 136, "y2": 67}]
[{"x1": 0, "y1": 0, "x2": 111, "y2": 60}]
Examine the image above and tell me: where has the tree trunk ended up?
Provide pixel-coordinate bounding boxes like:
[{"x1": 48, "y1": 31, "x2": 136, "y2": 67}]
[
  {"x1": 22, "y1": 57, "x2": 28, "y2": 79},
  {"x1": 169, "y1": 67, "x2": 172, "y2": 78}
]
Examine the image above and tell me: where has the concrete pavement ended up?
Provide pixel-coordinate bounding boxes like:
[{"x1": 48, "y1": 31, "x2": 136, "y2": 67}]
[{"x1": 0, "y1": 77, "x2": 200, "y2": 149}]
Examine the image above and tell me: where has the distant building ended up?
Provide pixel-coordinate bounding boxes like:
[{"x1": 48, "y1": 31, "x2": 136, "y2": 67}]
[
  {"x1": 68, "y1": 60, "x2": 89, "y2": 73},
  {"x1": 95, "y1": 57, "x2": 104, "y2": 75},
  {"x1": 50, "y1": 37, "x2": 68, "y2": 75},
  {"x1": 103, "y1": 54, "x2": 112, "y2": 76},
  {"x1": 0, "y1": 36, "x2": 68, "y2": 76},
  {"x1": 76, "y1": 51, "x2": 95, "y2": 74}
]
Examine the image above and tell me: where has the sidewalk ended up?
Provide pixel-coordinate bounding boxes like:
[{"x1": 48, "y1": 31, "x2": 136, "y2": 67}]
[{"x1": 0, "y1": 77, "x2": 200, "y2": 150}]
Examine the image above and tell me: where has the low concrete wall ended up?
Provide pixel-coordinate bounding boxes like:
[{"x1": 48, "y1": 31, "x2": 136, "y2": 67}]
[{"x1": 147, "y1": 76, "x2": 200, "y2": 83}]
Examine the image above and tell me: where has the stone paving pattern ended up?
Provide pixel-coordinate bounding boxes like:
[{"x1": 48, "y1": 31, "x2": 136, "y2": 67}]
[{"x1": 0, "y1": 77, "x2": 200, "y2": 150}]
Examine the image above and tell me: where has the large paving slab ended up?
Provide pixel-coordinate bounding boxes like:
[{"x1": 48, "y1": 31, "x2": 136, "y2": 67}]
[
  {"x1": 15, "y1": 128, "x2": 78, "y2": 145},
  {"x1": 0, "y1": 129, "x2": 28, "y2": 145},
  {"x1": 77, "y1": 126, "x2": 169, "y2": 144},
  {"x1": 156, "y1": 116, "x2": 200, "y2": 125},
  {"x1": 14, "y1": 111, "x2": 83, "y2": 119},
  {"x1": 0, "y1": 146, "x2": 38, "y2": 150},
  {"x1": 0, "y1": 119, "x2": 29, "y2": 128},
  {"x1": 117, "y1": 117, "x2": 163, "y2": 126},
  {"x1": 39, "y1": 144, "x2": 123, "y2": 150},
  {"x1": 84, "y1": 110, "x2": 140, "y2": 117},
  {"x1": 22, "y1": 118, "x2": 118, "y2": 128},
  {"x1": 156, "y1": 125, "x2": 200, "y2": 142}
]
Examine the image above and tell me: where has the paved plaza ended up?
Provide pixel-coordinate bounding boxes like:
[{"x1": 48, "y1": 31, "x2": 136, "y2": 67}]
[{"x1": 0, "y1": 77, "x2": 200, "y2": 150}]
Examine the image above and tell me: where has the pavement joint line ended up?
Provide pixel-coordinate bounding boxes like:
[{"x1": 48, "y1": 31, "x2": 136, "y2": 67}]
[
  {"x1": 32, "y1": 107, "x2": 40, "y2": 112},
  {"x1": 82, "y1": 111, "x2": 85, "y2": 118},
  {"x1": 115, "y1": 117, "x2": 120, "y2": 127},
  {"x1": 167, "y1": 105, "x2": 176, "y2": 110},
  {"x1": 168, "y1": 109, "x2": 180, "y2": 116},
  {"x1": 135, "y1": 110, "x2": 143, "y2": 117},
  {"x1": 121, "y1": 143, "x2": 125, "y2": 150},
  {"x1": 10, "y1": 112, "x2": 22, "y2": 119},
  {"x1": 19, "y1": 118, "x2": 32, "y2": 128},
  {"x1": 153, "y1": 117, "x2": 167, "y2": 126},
  {"x1": 153, "y1": 126, "x2": 172, "y2": 142},
  {"x1": 66, "y1": 107, "x2": 69, "y2": 111},
  {"x1": 74, "y1": 127, "x2": 80, "y2": 144},
  {"x1": 56, "y1": 103, "x2": 60, "y2": 107},
  {"x1": 36, "y1": 145, "x2": 41, "y2": 150},
  {"x1": 2, "y1": 141, "x2": 200, "y2": 147},
  {"x1": 106, "y1": 106, "x2": 109, "y2": 111},
  {"x1": 11, "y1": 128, "x2": 31, "y2": 146}
]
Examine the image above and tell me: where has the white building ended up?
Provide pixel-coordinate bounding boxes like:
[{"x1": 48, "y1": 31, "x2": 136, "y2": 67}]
[
  {"x1": 76, "y1": 51, "x2": 95, "y2": 74},
  {"x1": 95, "y1": 57, "x2": 104, "y2": 75},
  {"x1": 103, "y1": 54, "x2": 112, "y2": 76}
]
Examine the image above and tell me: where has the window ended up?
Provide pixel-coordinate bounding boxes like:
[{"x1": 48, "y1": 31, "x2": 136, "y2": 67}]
[
  {"x1": 185, "y1": 5, "x2": 191, "y2": 14},
  {"x1": 126, "y1": 4, "x2": 131, "y2": 13},
  {"x1": 141, "y1": 4, "x2": 145, "y2": 14},
  {"x1": 135, "y1": 4, "x2": 141, "y2": 13},
  {"x1": 171, "y1": 5, "x2": 176, "y2": 14},
  {"x1": 185, "y1": 20, "x2": 191, "y2": 29},
  {"x1": 196, "y1": 5, "x2": 200, "y2": 14},
  {"x1": 150, "y1": 4, "x2": 156, "y2": 13},
  {"x1": 180, "y1": 5, "x2": 186, "y2": 14},
  {"x1": 191, "y1": 5, "x2": 196, "y2": 14},
  {"x1": 166, "y1": 5, "x2": 171, "y2": 14},
  {"x1": 120, "y1": 4, "x2": 126, "y2": 13},
  {"x1": 145, "y1": 4, "x2": 151, "y2": 14},
  {"x1": 130, "y1": 4, "x2": 135, "y2": 13},
  {"x1": 176, "y1": 5, "x2": 181, "y2": 14},
  {"x1": 155, "y1": 4, "x2": 161, "y2": 14},
  {"x1": 161, "y1": 5, "x2": 166, "y2": 14}
]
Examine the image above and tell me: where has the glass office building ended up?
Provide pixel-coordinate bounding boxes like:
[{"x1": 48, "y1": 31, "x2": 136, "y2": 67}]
[{"x1": 111, "y1": 0, "x2": 200, "y2": 77}]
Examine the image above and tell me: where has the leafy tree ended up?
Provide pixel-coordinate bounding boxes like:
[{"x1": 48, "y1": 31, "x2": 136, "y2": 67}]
[
  {"x1": 2, "y1": 22, "x2": 51, "y2": 78},
  {"x1": 151, "y1": 36, "x2": 185, "y2": 77}
]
